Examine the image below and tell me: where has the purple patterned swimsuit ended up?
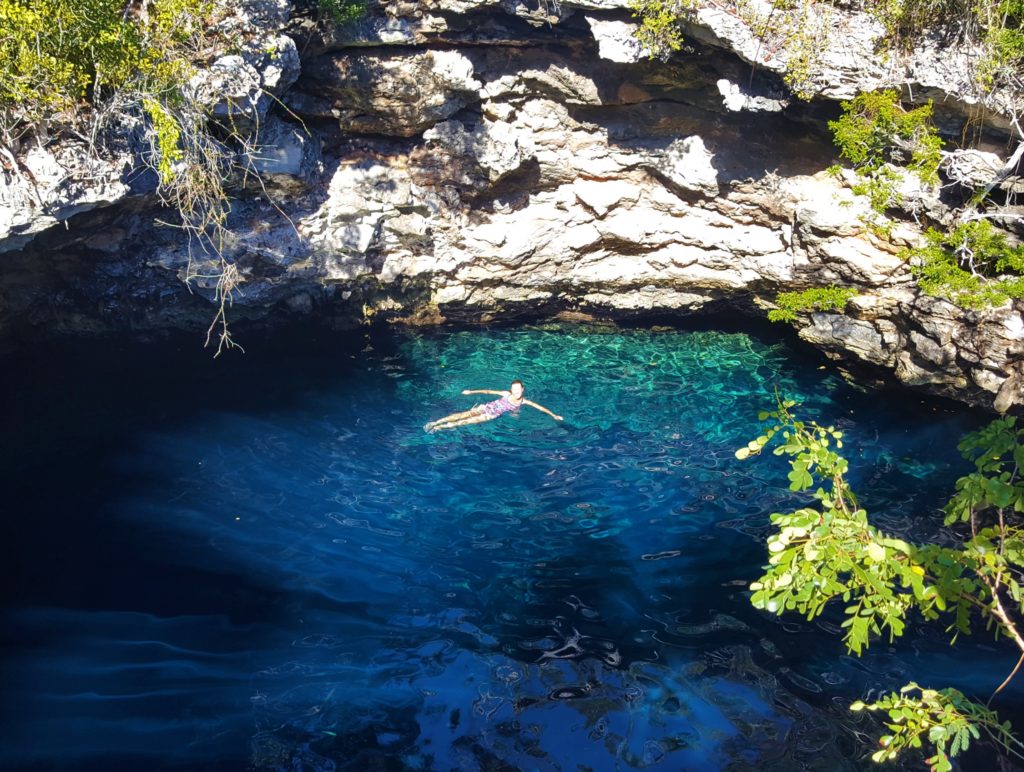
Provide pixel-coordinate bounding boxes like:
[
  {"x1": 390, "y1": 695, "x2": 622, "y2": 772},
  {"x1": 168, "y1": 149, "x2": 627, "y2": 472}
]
[{"x1": 480, "y1": 396, "x2": 521, "y2": 418}]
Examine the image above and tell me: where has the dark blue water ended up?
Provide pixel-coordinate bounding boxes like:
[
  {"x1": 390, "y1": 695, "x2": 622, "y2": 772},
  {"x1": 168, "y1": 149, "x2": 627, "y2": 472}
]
[{"x1": 0, "y1": 323, "x2": 1016, "y2": 770}]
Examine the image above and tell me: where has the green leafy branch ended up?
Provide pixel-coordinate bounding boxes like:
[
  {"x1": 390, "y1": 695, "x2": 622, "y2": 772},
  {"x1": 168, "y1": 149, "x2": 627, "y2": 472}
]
[
  {"x1": 904, "y1": 220, "x2": 1024, "y2": 310},
  {"x1": 767, "y1": 286, "x2": 859, "y2": 323},
  {"x1": 736, "y1": 403, "x2": 1024, "y2": 767},
  {"x1": 851, "y1": 683, "x2": 1020, "y2": 771},
  {"x1": 828, "y1": 89, "x2": 943, "y2": 217}
]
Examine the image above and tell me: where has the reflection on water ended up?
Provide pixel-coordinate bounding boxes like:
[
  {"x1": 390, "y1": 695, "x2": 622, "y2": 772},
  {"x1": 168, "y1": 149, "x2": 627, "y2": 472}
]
[{"x1": 0, "y1": 324, "x2": 1014, "y2": 770}]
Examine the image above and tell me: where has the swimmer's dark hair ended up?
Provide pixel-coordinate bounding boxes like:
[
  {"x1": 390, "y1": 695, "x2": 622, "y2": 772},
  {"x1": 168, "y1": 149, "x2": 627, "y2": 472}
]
[{"x1": 511, "y1": 379, "x2": 524, "y2": 390}]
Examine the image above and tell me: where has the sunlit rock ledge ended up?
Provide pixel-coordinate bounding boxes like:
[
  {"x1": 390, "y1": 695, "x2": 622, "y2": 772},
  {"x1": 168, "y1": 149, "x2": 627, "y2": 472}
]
[{"x1": 0, "y1": 0, "x2": 1021, "y2": 412}]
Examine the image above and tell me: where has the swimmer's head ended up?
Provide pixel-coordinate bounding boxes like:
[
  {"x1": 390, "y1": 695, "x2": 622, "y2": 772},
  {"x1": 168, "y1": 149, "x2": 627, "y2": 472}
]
[{"x1": 510, "y1": 380, "x2": 525, "y2": 398}]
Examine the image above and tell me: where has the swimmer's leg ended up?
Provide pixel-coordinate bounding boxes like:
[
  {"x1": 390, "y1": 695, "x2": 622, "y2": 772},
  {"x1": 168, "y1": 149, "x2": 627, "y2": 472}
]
[
  {"x1": 425, "y1": 407, "x2": 486, "y2": 432},
  {"x1": 445, "y1": 408, "x2": 485, "y2": 423},
  {"x1": 429, "y1": 412, "x2": 496, "y2": 431}
]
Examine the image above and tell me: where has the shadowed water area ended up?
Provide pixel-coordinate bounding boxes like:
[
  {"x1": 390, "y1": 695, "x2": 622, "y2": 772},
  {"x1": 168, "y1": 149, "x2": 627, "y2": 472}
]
[{"x1": 1, "y1": 322, "x2": 1019, "y2": 770}]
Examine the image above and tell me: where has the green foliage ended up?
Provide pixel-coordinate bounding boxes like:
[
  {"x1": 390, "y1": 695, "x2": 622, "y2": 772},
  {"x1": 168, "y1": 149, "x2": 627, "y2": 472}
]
[
  {"x1": 736, "y1": 403, "x2": 1024, "y2": 767},
  {"x1": 318, "y1": 0, "x2": 368, "y2": 24},
  {"x1": 767, "y1": 286, "x2": 859, "y2": 322},
  {"x1": 143, "y1": 99, "x2": 184, "y2": 185},
  {"x1": 828, "y1": 90, "x2": 942, "y2": 217},
  {"x1": 829, "y1": 90, "x2": 942, "y2": 182},
  {"x1": 0, "y1": 0, "x2": 211, "y2": 206},
  {"x1": 0, "y1": 0, "x2": 208, "y2": 129},
  {"x1": 849, "y1": 166, "x2": 904, "y2": 217},
  {"x1": 0, "y1": 0, "x2": 250, "y2": 356},
  {"x1": 851, "y1": 684, "x2": 1016, "y2": 771},
  {"x1": 0, "y1": 0, "x2": 133, "y2": 116},
  {"x1": 629, "y1": 0, "x2": 696, "y2": 59},
  {"x1": 827, "y1": 93, "x2": 1021, "y2": 312},
  {"x1": 979, "y1": 0, "x2": 1024, "y2": 89},
  {"x1": 905, "y1": 220, "x2": 1024, "y2": 309},
  {"x1": 945, "y1": 415, "x2": 1024, "y2": 523}
]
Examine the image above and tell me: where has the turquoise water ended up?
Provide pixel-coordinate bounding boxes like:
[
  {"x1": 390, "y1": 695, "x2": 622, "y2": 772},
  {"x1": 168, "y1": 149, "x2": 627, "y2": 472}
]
[{"x1": 0, "y1": 323, "x2": 1015, "y2": 770}]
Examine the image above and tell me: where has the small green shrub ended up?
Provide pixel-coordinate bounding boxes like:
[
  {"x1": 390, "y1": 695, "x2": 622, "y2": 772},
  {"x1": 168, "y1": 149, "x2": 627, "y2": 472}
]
[
  {"x1": 826, "y1": 90, "x2": 942, "y2": 226},
  {"x1": 629, "y1": 0, "x2": 697, "y2": 59},
  {"x1": 0, "y1": 0, "x2": 254, "y2": 356},
  {"x1": 318, "y1": 0, "x2": 368, "y2": 24},
  {"x1": 0, "y1": 0, "x2": 208, "y2": 132},
  {"x1": 768, "y1": 286, "x2": 859, "y2": 322},
  {"x1": 830, "y1": 90, "x2": 942, "y2": 183},
  {"x1": 906, "y1": 220, "x2": 1024, "y2": 309},
  {"x1": 978, "y1": 0, "x2": 1024, "y2": 89}
]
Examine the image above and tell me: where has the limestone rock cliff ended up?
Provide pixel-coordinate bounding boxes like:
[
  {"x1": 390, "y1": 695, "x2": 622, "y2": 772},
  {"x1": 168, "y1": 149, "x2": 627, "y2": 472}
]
[{"x1": 1, "y1": 0, "x2": 1022, "y2": 411}]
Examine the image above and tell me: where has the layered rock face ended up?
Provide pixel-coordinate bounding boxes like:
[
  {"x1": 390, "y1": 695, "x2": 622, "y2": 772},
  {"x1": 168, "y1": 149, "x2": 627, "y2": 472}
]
[{"x1": 1, "y1": 0, "x2": 1022, "y2": 411}]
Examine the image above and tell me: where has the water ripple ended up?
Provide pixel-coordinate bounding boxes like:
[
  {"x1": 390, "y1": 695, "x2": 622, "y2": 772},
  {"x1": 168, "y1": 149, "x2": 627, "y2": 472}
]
[{"x1": 1, "y1": 325, "x2": 1010, "y2": 770}]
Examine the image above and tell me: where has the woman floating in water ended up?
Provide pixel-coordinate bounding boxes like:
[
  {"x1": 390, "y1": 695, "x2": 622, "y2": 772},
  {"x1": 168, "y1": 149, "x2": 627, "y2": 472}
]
[{"x1": 424, "y1": 380, "x2": 563, "y2": 432}]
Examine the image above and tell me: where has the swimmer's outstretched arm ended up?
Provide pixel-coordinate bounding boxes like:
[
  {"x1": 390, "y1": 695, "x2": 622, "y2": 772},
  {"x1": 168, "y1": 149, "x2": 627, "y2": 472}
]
[
  {"x1": 461, "y1": 389, "x2": 504, "y2": 396},
  {"x1": 523, "y1": 399, "x2": 563, "y2": 421}
]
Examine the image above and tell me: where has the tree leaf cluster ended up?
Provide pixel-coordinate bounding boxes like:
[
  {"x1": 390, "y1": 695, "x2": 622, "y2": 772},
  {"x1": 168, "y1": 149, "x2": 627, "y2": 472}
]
[
  {"x1": 905, "y1": 220, "x2": 1024, "y2": 310},
  {"x1": 736, "y1": 402, "x2": 1024, "y2": 767},
  {"x1": 827, "y1": 89, "x2": 943, "y2": 220},
  {"x1": 850, "y1": 684, "x2": 1015, "y2": 771}
]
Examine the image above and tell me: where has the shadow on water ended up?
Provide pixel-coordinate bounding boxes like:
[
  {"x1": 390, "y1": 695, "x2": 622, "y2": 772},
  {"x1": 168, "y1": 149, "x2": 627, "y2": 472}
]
[{"x1": 0, "y1": 320, "x2": 1015, "y2": 771}]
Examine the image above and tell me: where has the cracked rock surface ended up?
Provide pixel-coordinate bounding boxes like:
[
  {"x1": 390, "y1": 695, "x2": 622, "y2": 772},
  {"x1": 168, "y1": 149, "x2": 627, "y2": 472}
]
[{"x1": 1, "y1": 0, "x2": 1021, "y2": 411}]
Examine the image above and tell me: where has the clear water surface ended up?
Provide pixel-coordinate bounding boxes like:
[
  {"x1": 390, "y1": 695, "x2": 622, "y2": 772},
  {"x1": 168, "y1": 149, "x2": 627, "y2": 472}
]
[{"x1": 0, "y1": 322, "x2": 1017, "y2": 771}]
